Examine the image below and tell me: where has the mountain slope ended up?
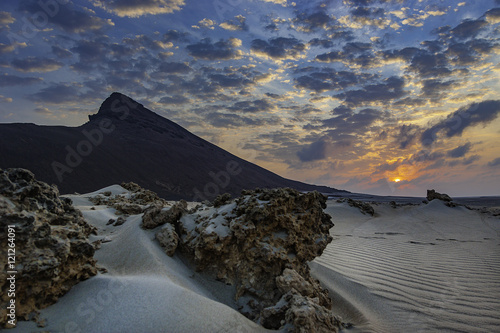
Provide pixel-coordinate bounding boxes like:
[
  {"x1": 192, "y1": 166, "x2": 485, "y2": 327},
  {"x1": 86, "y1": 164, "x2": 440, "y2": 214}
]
[{"x1": 0, "y1": 92, "x2": 345, "y2": 200}]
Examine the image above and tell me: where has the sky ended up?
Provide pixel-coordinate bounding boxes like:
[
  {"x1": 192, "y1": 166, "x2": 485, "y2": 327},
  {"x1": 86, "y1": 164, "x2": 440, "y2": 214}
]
[{"x1": 0, "y1": 0, "x2": 499, "y2": 197}]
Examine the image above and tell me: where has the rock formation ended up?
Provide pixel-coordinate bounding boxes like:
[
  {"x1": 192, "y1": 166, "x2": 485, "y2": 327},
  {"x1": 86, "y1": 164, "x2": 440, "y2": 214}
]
[
  {"x1": 88, "y1": 182, "x2": 166, "y2": 215},
  {"x1": 426, "y1": 189, "x2": 452, "y2": 202},
  {"x1": 142, "y1": 200, "x2": 187, "y2": 229},
  {"x1": 337, "y1": 197, "x2": 375, "y2": 216},
  {"x1": 0, "y1": 168, "x2": 97, "y2": 328},
  {"x1": 140, "y1": 187, "x2": 342, "y2": 332}
]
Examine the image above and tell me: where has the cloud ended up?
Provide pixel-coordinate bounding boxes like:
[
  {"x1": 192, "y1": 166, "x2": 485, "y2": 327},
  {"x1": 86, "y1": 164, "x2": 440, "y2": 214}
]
[
  {"x1": 208, "y1": 73, "x2": 253, "y2": 89},
  {"x1": 322, "y1": 107, "x2": 386, "y2": 135},
  {"x1": 297, "y1": 139, "x2": 327, "y2": 162},
  {"x1": 294, "y1": 69, "x2": 375, "y2": 93},
  {"x1": 158, "y1": 62, "x2": 191, "y2": 74},
  {"x1": 447, "y1": 142, "x2": 472, "y2": 158},
  {"x1": 408, "y1": 52, "x2": 451, "y2": 78},
  {"x1": 158, "y1": 95, "x2": 191, "y2": 105},
  {"x1": 251, "y1": 37, "x2": 306, "y2": 61},
  {"x1": 308, "y1": 38, "x2": 334, "y2": 48},
  {"x1": 293, "y1": 11, "x2": 334, "y2": 33},
  {"x1": 194, "y1": 18, "x2": 216, "y2": 30},
  {"x1": 70, "y1": 39, "x2": 110, "y2": 72},
  {"x1": 20, "y1": 0, "x2": 114, "y2": 33},
  {"x1": 205, "y1": 112, "x2": 278, "y2": 128},
  {"x1": 0, "y1": 95, "x2": 13, "y2": 103},
  {"x1": 335, "y1": 76, "x2": 406, "y2": 106},
  {"x1": 163, "y1": 30, "x2": 190, "y2": 43},
  {"x1": 28, "y1": 83, "x2": 80, "y2": 104},
  {"x1": 0, "y1": 11, "x2": 15, "y2": 24},
  {"x1": 220, "y1": 15, "x2": 247, "y2": 31},
  {"x1": 340, "y1": 6, "x2": 392, "y2": 29},
  {"x1": 187, "y1": 38, "x2": 242, "y2": 60},
  {"x1": 261, "y1": 0, "x2": 288, "y2": 6},
  {"x1": 420, "y1": 79, "x2": 457, "y2": 100},
  {"x1": 446, "y1": 39, "x2": 497, "y2": 66},
  {"x1": 227, "y1": 99, "x2": 273, "y2": 113},
  {"x1": 123, "y1": 35, "x2": 173, "y2": 51},
  {"x1": 0, "y1": 42, "x2": 26, "y2": 54},
  {"x1": 487, "y1": 157, "x2": 500, "y2": 167},
  {"x1": 450, "y1": 18, "x2": 488, "y2": 39},
  {"x1": 394, "y1": 124, "x2": 420, "y2": 149},
  {"x1": 421, "y1": 100, "x2": 500, "y2": 145},
  {"x1": 11, "y1": 57, "x2": 63, "y2": 73},
  {"x1": 51, "y1": 46, "x2": 73, "y2": 59},
  {"x1": 90, "y1": 0, "x2": 185, "y2": 18},
  {"x1": 0, "y1": 73, "x2": 43, "y2": 87},
  {"x1": 315, "y1": 42, "x2": 378, "y2": 68},
  {"x1": 33, "y1": 106, "x2": 52, "y2": 114},
  {"x1": 485, "y1": 8, "x2": 500, "y2": 24}
]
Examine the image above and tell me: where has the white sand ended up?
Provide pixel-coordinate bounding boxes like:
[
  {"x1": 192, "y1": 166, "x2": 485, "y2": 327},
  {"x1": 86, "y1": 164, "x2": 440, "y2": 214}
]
[
  {"x1": 12, "y1": 188, "x2": 500, "y2": 332},
  {"x1": 312, "y1": 199, "x2": 500, "y2": 332}
]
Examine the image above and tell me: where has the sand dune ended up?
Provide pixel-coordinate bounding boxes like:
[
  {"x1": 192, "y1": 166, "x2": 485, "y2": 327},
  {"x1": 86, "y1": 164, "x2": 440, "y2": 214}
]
[
  {"x1": 11, "y1": 186, "x2": 500, "y2": 332},
  {"x1": 313, "y1": 200, "x2": 500, "y2": 332}
]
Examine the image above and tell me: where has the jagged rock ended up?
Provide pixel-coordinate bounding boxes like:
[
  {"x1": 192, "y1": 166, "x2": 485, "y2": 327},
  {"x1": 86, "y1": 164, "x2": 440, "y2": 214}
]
[
  {"x1": 426, "y1": 189, "x2": 452, "y2": 202},
  {"x1": 156, "y1": 224, "x2": 179, "y2": 256},
  {"x1": 142, "y1": 200, "x2": 187, "y2": 229},
  {"x1": 337, "y1": 198, "x2": 374, "y2": 216},
  {"x1": 89, "y1": 182, "x2": 166, "y2": 215},
  {"x1": 213, "y1": 193, "x2": 232, "y2": 207},
  {"x1": 0, "y1": 168, "x2": 97, "y2": 327},
  {"x1": 174, "y1": 188, "x2": 340, "y2": 332},
  {"x1": 285, "y1": 294, "x2": 341, "y2": 333}
]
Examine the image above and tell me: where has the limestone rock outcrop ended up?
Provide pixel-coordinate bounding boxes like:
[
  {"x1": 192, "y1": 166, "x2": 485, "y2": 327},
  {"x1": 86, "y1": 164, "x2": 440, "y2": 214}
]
[
  {"x1": 0, "y1": 168, "x2": 97, "y2": 328},
  {"x1": 156, "y1": 224, "x2": 179, "y2": 256},
  {"x1": 175, "y1": 188, "x2": 340, "y2": 332},
  {"x1": 89, "y1": 182, "x2": 166, "y2": 215},
  {"x1": 337, "y1": 197, "x2": 375, "y2": 216},
  {"x1": 426, "y1": 189, "x2": 452, "y2": 202},
  {"x1": 142, "y1": 200, "x2": 187, "y2": 229}
]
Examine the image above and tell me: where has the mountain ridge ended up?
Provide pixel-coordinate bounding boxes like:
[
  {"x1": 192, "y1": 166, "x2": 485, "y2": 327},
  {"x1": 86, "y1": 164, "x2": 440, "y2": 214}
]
[{"x1": 0, "y1": 92, "x2": 346, "y2": 200}]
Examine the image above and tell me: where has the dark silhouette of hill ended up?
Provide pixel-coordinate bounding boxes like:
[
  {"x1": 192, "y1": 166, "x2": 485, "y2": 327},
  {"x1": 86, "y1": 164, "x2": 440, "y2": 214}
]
[{"x1": 0, "y1": 92, "x2": 346, "y2": 200}]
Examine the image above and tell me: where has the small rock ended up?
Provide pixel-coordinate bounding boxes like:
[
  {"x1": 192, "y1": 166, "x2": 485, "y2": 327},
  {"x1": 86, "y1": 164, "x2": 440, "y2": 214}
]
[
  {"x1": 156, "y1": 223, "x2": 179, "y2": 256},
  {"x1": 113, "y1": 216, "x2": 126, "y2": 226}
]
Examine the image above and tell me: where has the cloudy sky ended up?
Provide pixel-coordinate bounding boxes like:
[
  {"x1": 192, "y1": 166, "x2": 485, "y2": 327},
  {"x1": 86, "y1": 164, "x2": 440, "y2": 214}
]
[{"x1": 1, "y1": 0, "x2": 499, "y2": 196}]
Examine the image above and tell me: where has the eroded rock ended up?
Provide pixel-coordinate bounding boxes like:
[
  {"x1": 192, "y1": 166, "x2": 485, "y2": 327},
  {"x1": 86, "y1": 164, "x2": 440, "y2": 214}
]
[
  {"x1": 142, "y1": 200, "x2": 187, "y2": 229},
  {"x1": 426, "y1": 189, "x2": 452, "y2": 202},
  {"x1": 337, "y1": 198, "x2": 375, "y2": 216},
  {"x1": 0, "y1": 168, "x2": 97, "y2": 327},
  {"x1": 89, "y1": 182, "x2": 166, "y2": 215},
  {"x1": 156, "y1": 224, "x2": 179, "y2": 256},
  {"x1": 175, "y1": 188, "x2": 340, "y2": 332}
]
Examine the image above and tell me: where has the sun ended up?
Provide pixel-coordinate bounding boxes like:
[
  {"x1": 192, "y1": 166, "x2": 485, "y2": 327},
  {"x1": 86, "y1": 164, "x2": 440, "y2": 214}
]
[{"x1": 394, "y1": 178, "x2": 401, "y2": 183}]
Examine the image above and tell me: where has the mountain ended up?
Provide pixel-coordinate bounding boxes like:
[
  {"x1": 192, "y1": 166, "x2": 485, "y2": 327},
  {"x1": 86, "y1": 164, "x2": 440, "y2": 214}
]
[{"x1": 0, "y1": 92, "x2": 345, "y2": 200}]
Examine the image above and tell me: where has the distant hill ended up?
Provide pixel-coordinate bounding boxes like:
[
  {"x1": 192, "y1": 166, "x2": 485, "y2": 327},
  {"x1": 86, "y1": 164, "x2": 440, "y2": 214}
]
[{"x1": 0, "y1": 92, "x2": 346, "y2": 200}]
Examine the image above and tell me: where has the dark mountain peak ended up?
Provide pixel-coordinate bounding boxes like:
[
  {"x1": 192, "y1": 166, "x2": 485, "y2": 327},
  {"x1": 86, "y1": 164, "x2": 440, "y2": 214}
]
[{"x1": 89, "y1": 92, "x2": 155, "y2": 123}]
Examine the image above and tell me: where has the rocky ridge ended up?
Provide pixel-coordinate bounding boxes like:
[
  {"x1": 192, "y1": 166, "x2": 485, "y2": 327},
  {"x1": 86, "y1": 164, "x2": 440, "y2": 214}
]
[
  {"x1": 0, "y1": 168, "x2": 97, "y2": 328},
  {"x1": 141, "y1": 187, "x2": 343, "y2": 332}
]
